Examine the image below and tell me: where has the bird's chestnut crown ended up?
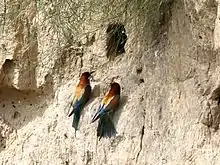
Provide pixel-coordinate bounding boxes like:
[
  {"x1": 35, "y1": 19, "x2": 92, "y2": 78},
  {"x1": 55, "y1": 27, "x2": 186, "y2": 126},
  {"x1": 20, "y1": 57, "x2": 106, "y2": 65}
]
[
  {"x1": 110, "y1": 82, "x2": 121, "y2": 94},
  {"x1": 81, "y1": 71, "x2": 94, "y2": 79}
]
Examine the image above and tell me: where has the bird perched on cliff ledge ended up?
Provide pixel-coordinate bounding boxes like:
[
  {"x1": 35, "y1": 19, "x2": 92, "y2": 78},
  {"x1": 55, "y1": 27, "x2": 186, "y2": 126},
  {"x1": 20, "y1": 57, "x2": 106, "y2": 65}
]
[
  {"x1": 91, "y1": 82, "x2": 120, "y2": 140},
  {"x1": 68, "y1": 71, "x2": 94, "y2": 132}
]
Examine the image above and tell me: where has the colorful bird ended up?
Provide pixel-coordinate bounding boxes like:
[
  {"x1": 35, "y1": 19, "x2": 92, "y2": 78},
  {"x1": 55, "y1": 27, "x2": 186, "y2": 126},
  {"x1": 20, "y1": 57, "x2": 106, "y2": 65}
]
[
  {"x1": 68, "y1": 71, "x2": 93, "y2": 132},
  {"x1": 91, "y1": 82, "x2": 121, "y2": 140}
]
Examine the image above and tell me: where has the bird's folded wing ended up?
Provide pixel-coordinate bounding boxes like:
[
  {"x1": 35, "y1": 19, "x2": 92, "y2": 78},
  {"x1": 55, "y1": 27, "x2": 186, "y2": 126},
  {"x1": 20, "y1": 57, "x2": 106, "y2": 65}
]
[
  {"x1": 103, "y1": 95, "x2": 120, "y2": 112},
  {"x1": 75, "y1": 84, "x2": 91, "y2": 104}
]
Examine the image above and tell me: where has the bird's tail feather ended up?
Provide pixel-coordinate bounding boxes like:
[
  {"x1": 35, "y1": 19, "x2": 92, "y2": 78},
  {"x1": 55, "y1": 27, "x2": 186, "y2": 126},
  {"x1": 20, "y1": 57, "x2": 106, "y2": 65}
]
[
  {"x1": 97, "y1": 115, "x2": 116, "y2": 140},
  {"x1": 72, "y1": 109, "x2": 81, "y2": 131}
]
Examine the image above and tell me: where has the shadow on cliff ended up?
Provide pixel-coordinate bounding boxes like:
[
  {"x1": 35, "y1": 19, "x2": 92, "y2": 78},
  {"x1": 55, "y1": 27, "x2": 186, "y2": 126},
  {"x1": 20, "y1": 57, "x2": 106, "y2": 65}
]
[
  {"x1": 113, "y1": 95, "x2": 128, "y2": 127},
  {"x1": 0, "y1": 87, "x2": 52, "y2": 130}
]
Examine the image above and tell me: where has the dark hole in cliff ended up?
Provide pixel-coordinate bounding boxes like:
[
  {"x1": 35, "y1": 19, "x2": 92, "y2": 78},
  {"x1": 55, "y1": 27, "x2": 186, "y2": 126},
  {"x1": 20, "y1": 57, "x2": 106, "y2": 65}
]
[
  {"x1": 139, "y1": 79, "x2": 144, "y2": 84},
  {"x1": 199, "y1": 35, "x2": 203, "y2": 39},
  {"x1": 2, "y1": 59, "x2": 15, "y2": 83},
  {"x1": 136, "y1": 67, "x2": 143, "y2": 74},
  {"x1": 64, "y1": 133, "x2": 68, "y2": 139},
  {"x1": 3, "y1": 59, "x2": 15, "y2": 70},
  {"x1": 1, "y1": 59, "x2": 16, "y2": 87},
  {"x1": 2, "y1": 59, "x2": 15, "y2": 75},
  {"x1": 106, "y1": 23, "x2": 127, "y2": 59},
  {"x1": 13, "y1": 111, "x2": 21, "y2": 119}
]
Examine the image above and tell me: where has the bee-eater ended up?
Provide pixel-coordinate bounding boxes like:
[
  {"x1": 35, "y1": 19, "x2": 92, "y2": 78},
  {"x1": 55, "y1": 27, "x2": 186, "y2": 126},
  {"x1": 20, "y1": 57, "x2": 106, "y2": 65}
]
[
  {"x1": 91, "y1": 82, "x2": 120, "y2": 140},
  {"x1": 68, "y1": 71, "x2": 93, "y2": 131}
]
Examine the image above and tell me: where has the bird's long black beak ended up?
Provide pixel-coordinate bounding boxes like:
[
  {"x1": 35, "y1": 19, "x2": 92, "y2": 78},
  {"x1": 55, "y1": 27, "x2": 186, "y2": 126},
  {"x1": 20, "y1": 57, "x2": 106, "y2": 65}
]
[
  {"x1": 90, "y1": 71, "x2": 95, "y2": 75},
  {"x1": 89, "y1": 71, "x2": 95, "y2": 80}
]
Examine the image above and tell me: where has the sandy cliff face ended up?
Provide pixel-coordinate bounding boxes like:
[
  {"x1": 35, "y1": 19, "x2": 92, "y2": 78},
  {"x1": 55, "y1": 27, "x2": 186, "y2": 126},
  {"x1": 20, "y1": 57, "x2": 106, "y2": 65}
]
[{"x1": 0, "y1": 0, "x2": 220, "y2": 164}]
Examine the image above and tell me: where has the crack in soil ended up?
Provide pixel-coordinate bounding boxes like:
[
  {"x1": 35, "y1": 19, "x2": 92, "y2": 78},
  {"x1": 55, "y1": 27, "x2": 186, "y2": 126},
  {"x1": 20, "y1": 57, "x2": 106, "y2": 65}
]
[{"x1": 136, "y1": 108, "x2": 146, "y2": 164}]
